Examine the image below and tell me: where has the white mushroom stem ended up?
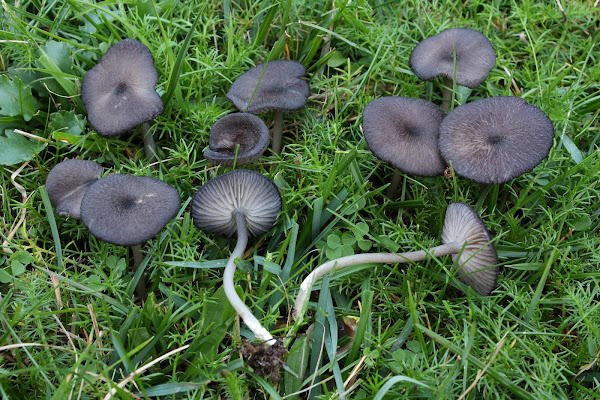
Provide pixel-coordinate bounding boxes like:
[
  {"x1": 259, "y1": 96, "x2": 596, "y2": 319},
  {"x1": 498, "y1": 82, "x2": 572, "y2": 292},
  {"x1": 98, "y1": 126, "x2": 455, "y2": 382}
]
[
  {"x1": 224, "y1": 210, "x2": 277, "y2": 345},
  {"x1": 271, "y1": 111, "x2": 284, "y2": 155},
  {"x1": 292, "y1": 241, "x2": 463, "y2": 323}
]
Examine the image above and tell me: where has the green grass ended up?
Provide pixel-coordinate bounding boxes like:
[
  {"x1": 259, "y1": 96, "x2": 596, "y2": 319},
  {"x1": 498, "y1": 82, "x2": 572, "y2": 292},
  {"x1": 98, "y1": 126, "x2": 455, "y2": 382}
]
[{"x1": 1, "y1": 0, "x2": 599, "y2": 398}]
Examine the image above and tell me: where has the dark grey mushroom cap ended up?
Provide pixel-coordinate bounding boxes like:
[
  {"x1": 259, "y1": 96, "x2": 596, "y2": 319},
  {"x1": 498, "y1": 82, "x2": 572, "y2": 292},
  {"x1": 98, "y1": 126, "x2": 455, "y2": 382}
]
[
  {"x1": 362, "y1": 97, "x2": 446, "y2": 176},
  {"x1": 203, "y1": 113, "x2": 270, "y2": 166},
  {"x1": 439, "y1": 96, "x2": 554, "y2": 184},
  {"x1": 441, "y1": 202, "x2": 499, "y2": 296},
  {"x1": 80, "y1": 174, "x2": 180, "y2": 246},
  {"x1": 409, "y1": 28, "x2": 495, "y2": 88},
  {"x1": 81, "y1": 39, "x2": 164, "y2": 138},
  {"x1": 191, "y1": 170, "x2": 281, "y2": 238},
  {"x1": 45, "y1": 159, "x2": 103, "y2": 219},
  {"x1": 226, "y1": 60, "x2": 310, "y2": 114}
]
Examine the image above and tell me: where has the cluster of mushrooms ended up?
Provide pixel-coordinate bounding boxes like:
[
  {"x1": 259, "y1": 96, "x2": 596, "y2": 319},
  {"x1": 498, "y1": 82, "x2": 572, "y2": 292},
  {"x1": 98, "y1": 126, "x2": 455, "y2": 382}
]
[{"x1": 44, "y1": 27, "x2": 554, "y2": 380}]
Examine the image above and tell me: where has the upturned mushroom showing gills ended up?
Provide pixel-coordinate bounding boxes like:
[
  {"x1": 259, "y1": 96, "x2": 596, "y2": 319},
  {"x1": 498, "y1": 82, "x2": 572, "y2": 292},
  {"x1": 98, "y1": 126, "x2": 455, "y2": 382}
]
[
  {"x1": 80, "y1": 174, "x2": 180, "y2": 297},
  {"x1": 362, "y1": 96, "x2": 446, "y2": 196},
  {"x1": 409, "y1": 28, "x2": 495, "y2": 112},
  {"x1": 293, "y1": 202, "x2": 498, "y2": 323},
  {"x1": 81, "y1": 39, "x2": 164, "y2": 162},
  {"x1": 203, "y1": 113, "x2": 270, "y2": 166},
  {"x1": 191, "y1": 170, "x2": 281, "y2": 346},
  {"x1": 438, "y1": 96, "x2": 554, "y2": 184},
  {"x1": 226, "y1": 60, "x2": 310, "y2": 155},
  {"x1": 45, "y1": 159, "x2": 102, "y2": 219}
]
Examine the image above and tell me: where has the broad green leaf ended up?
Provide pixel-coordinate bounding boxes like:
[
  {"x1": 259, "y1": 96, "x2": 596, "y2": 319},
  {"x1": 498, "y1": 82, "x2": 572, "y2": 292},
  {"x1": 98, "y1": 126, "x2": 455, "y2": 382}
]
[
  {"x1": 49, "y1": 110, "x2": 86, "y2": 136},
  {"x1": 326, "y1": 50, "x2": 347, "y2": 68},
  {"x1": 10, "y1": 261, "x2": 26, "y2": 277},
  {"x1": 10, "y1": 250, "x2": 35, "y2": 266},
  {"x1": 39, "y1": 41, "x2": 74, "y2": 75},
  {"x1": 0, "y1": 75, "x2": 41, "y2": 121},
  {"x1": 0, "y1": 130, "x2": 42, "y2": 165}
]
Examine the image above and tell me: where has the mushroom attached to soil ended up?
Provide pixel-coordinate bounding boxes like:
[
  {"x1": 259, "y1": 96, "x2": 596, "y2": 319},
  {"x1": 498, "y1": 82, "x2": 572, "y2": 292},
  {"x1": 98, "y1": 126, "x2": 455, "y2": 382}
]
[
  {"x1": 81, "y1": 39, "x2": 164, "y2": 161},
  {"x1": 362, "y1": 96, "x2": 446, "y2": 196},
  {"x1": 203, "y1": 113, "x2": 270, "y2": 166},
  {"x1": 226, "y1": 60, "x2": 310, "y2": 155},
  {"x1": 438, "y1": 96, "x2": 554, "y2": 184},
  {"x1": 293, "y1": 202, "x2": 499, "y2": 323},
  {"x1": 45, "y1": 159, "x2": 102, "y2": 219},
  {"x1": 191, "y1": 169, "x2": 281, "y2": 345},
  {"x1": 409, "y1": 28, "x2": 495, "y2": 111},
  {"x1": 80, "y1": 174, "x2": 180, "y2": 297}
]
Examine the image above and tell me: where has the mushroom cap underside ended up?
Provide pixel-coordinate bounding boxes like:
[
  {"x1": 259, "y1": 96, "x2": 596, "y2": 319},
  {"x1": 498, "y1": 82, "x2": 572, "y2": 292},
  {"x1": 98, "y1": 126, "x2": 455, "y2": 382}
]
[
  {"x1": 191, "y1": 169, "x2": 281, "y2": 238},
  {"x1": 441, "y1": 202, "x2": 499, "y2": 295}
]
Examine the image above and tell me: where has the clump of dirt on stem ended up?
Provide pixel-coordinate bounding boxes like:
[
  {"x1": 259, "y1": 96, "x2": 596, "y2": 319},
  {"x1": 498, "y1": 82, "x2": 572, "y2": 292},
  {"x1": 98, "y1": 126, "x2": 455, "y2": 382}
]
[{"x1": 240, "y1": 339, "x2": 286, "y2": 382}]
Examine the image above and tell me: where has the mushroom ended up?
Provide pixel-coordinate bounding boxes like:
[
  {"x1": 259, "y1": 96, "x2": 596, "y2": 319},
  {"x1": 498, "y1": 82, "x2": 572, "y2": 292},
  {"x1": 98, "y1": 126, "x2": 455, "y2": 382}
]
[
  {"x1": 226, "y1": 60, "x2": 310, "y2": 155},
  {"x1": 362, "y1": 96, "x2": 446, "y2": 196},
  {"x1": 438, "y1": 96, "x2": 554, "y2": 184},
  {"x1": 45, "y1": 159, "x2": 102, "y2": 219},
  {"x1": 80, "y1": 174, "x2": 180, "y2": 297},
  {"x1": 409, "y1": 28, "x2": 495, "y2": 112},
  {"x1": 203, "y1": 113, "x2": 270, "y2": 166},
  {"x1": 81, "y1": 39, "x2": 164, "y2": 162},
  {"x1": 191, "y1": 169, "x2": 281, "y2": 345},
  {"x1": 293, "y1": 202, "x2": 498, "y2": 323}
]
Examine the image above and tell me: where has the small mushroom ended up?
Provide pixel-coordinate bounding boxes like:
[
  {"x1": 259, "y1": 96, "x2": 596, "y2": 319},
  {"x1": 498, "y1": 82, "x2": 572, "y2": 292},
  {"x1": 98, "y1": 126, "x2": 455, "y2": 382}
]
[
  {"x1": 45, "y1": 159, "x2": 103, "y2": 219},
  {"x1": 203, "y1": 113, "x2": 270, "y2": 166},
  {"x1": 226, "y1": 60, "x2": 310, "y2": 155},
  {"x1": 81, "y1": 39, "x2": 164, "y2": 162},
  {"x1": 409, "y1": 28, "x2": 495, "y2": 111},
  {"x1": 293, "y1": 202, "x2": 498, "y2": 323},
  {"x1": 80, "y1": 174, "x2": 180, "y2": 297},
  {"x1": 438, "y1": 96, "x2": 554, "y2": 184},
  {"x1": 191, "y1": 169, "x2": 281, "y2": 347},
  {"x1": 362, "y1": 96, "x2": 446, "y2": 196}
]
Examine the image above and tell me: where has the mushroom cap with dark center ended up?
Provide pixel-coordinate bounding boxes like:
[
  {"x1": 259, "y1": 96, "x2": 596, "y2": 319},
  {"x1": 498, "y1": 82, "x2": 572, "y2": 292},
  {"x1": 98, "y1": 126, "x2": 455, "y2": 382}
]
[
  {"x1": 226, "y1": 60, "x2": 310, "y2": 114},
  {"x1": 203, "y1": 113, "x2": 270, "y2": 166},
  {"x1": 191, "y1": 170, "x2": 281, "y2": 238},
  {"x1": 362, "y1": 97, "x2": 446, "y2": 176},
  {"x1": 441, "y1": 202, "x2": 499, "y2": 296},
  {"x1": 81, "y1": 39, "x2": 164, "y2": 138},
  {"x1": 45, "y1": 159, "x2": 103, "y2": 219},
  {"x1": 80, "y1": 174, "x2": 180, "y2": 246},
  {"x1": 438, "y1": 96, "x2": 554, "y2": 184},
  {"x1": 409, "y1": 28, "x2": 496, "y2": 88}
]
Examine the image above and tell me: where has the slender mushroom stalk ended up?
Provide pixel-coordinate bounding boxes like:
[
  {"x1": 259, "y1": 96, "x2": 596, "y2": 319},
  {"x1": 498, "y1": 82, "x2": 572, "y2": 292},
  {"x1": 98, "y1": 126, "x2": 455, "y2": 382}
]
[
  {"x1": 271, "y1": 110, "x2": 285, "y2": 155},
  {"x1": 191, "y1": 170, "x2": 282, "y2": 345},
  {"x1": 225, "y1": 210, "x2": 277, "y2": 345},
  {"x1": 293, "y1": 202, "x2": 499, "y2": 323}
]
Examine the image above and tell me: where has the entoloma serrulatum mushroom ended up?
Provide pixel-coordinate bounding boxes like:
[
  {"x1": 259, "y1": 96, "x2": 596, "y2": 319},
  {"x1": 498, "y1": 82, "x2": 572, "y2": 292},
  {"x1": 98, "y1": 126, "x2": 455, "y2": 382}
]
[
  {"x1": 191, "y1": 169, "x2": 281, "y2": 344},
  {"x1": 45, "y1": 159, "x2": 102, "y2": 219},
  {"x1": 226, "y1": 60, "x2": 310, "y2": 155},
  {"x1": 81, "y1": 39, "x2": 164, "y2": 162},
  {"x1": 80, "y1": 174, "x2": 180, "y2": 298},
  {"x1": 362, "y1": 96, "x2": 446, "y2": 196},
  {"x1": 293, "y1": 202, "x2": 499, "y2": 324},
  {"x1": 409, "y1": 28, "x2": 495, "y2": 112},
  {"x1": 203, "y1": 113, "x2": 270, "y2": 166},
  {"x1": 438, "y1": 96, "x2": 554, "y2": 184}
]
